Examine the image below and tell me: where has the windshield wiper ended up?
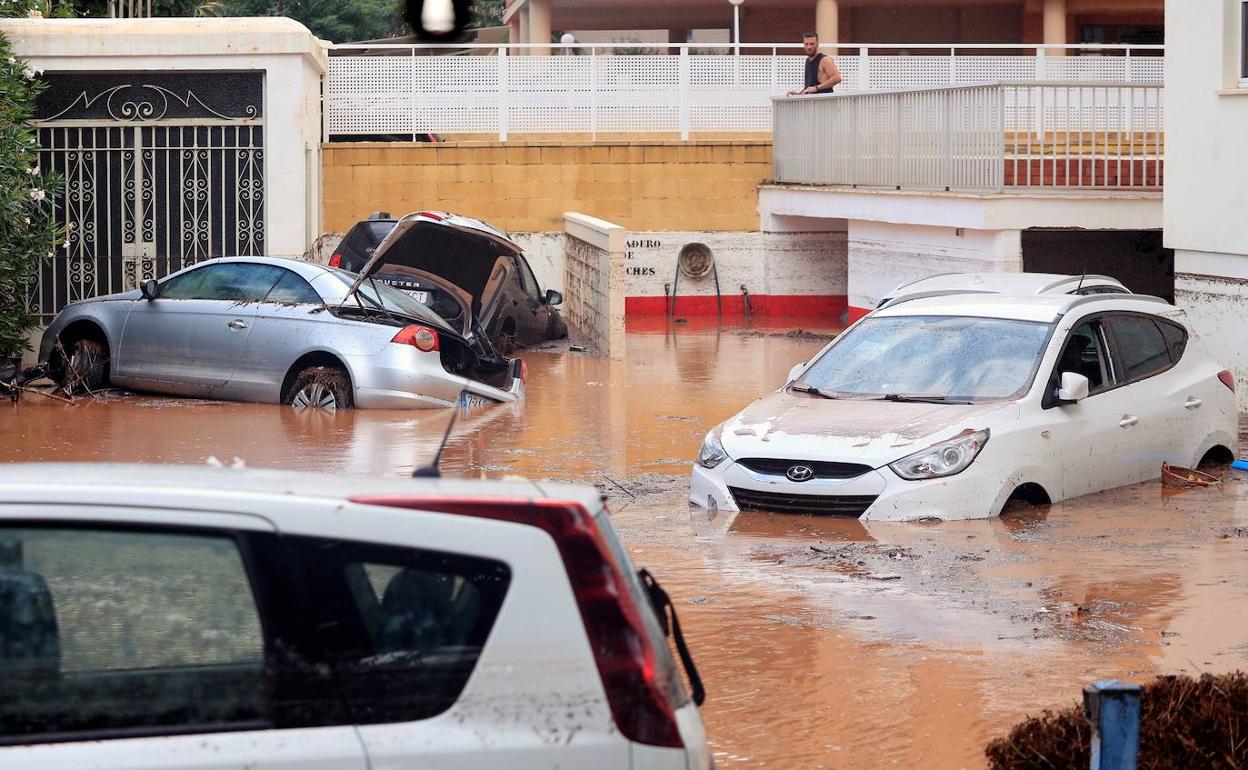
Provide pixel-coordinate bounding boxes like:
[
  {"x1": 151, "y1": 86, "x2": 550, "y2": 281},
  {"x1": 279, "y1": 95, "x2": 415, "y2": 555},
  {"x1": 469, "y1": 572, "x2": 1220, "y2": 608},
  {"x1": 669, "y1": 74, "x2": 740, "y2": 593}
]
[
  {"x1": 790, "y1": 384, "x2": 839, "y2": 399},
  {"x1": 876, "y1": 394, "x2": 973, "y2": 405}
]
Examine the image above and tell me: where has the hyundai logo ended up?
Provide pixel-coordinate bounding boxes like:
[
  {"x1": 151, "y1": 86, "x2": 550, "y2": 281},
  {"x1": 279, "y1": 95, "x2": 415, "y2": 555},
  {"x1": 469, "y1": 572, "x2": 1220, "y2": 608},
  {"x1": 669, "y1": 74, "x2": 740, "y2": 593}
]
[{"x1": 786, "y1": 464, "x2": 815, "y2": 482}]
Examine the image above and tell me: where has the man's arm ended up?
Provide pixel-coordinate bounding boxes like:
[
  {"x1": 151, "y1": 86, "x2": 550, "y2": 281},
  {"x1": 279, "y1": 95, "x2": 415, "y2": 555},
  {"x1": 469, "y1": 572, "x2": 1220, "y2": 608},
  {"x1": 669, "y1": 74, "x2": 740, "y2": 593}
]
[{"x1": 816, "y1": 56, "x2": 842, "y2": 91}]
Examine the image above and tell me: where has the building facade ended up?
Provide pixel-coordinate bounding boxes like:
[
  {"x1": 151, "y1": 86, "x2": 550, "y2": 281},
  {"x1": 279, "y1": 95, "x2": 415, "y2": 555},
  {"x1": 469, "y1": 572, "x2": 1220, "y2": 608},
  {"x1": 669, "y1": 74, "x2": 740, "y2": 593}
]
[{"x1": 1165, "y1": 0, "x2": 1248, "y2": 407}]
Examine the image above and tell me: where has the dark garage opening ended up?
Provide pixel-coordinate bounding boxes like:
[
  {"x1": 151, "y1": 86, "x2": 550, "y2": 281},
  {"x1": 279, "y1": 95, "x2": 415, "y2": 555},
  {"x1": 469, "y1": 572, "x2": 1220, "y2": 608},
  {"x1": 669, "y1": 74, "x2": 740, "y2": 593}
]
[{"x1": 1021, "y1": 229, "x2": 1174, "y2": 303}]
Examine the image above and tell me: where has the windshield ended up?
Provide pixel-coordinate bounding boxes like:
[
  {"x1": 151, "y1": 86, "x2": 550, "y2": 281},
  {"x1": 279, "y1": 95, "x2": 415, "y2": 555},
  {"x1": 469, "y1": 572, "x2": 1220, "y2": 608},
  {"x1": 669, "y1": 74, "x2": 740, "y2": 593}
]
[
  {"x1": 324, "y1": 268, "x2": 454, "y2": 334},
  {"x1": 796, "y1": 315, "x2": 1052, "y2": 402}
]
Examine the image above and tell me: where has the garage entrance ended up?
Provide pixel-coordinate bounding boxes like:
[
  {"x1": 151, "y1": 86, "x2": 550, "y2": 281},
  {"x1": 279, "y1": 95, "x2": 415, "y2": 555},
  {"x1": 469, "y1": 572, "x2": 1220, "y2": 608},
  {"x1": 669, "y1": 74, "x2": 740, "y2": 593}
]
[{"x1": 1021, "y1": 229, "x2": 1173, "y2": 302}]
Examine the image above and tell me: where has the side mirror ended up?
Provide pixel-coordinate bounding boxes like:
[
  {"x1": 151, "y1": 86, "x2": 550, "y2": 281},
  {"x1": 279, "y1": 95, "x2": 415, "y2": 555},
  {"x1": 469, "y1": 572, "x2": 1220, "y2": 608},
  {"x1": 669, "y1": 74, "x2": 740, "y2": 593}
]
[
  {"x1": 787, "y1": 362, "x2": 806, "y2": 382},
  {"x1": 545, "y1": 289, "x2": 563, "y2": 306},
  {"x1": 1055, "y1": 372, "x2": 1090, "y2": 403},
  {"x1": 140, "y1": 279, "x2": 159, "y2": 300}
]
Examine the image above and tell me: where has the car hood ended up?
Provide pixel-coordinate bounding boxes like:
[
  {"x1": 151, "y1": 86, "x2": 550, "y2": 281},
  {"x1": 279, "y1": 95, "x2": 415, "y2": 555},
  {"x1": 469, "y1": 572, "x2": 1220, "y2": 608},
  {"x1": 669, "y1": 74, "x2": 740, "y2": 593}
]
[
  {"x1": 720, "y1": 390, "x2": 1021, "y2": 468},
  {"x1": 353, "y1": 212, "x2": 521, "y2": 321}
]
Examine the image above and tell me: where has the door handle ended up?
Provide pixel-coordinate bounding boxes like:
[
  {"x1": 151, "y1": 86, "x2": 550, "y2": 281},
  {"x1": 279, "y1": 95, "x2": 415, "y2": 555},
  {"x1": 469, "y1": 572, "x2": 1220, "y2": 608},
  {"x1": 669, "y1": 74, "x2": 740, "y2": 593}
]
[
  {"x1": 1119, "y1": 415, "x2": 1138, "y2": 428},
  {"x1": 1184, "y1": 397, "x2": 1203, "y2": 410},
  {"x1": 228, "y1": 319, "x2": 249, "y2": 330}
]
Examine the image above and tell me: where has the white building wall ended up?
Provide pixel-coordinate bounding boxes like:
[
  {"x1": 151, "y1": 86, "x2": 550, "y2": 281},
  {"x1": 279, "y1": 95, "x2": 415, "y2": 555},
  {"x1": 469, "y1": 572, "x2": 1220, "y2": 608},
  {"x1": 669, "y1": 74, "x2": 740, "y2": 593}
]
[
  {"x1": 1165, "y1": 0, "x2": 1248, "y2": 406},
  {"x1": 1, "y1": 18, "x2": 328, "y2": 259},
  {"x1": 847, "y1": 222, "x2": 1022, "y2": 314}
]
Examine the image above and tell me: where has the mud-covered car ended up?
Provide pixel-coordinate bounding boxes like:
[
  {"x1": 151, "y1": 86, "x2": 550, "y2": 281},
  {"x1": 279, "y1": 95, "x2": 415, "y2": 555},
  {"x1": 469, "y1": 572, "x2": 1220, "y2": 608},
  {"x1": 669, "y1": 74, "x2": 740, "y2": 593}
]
[
  {"x1": 331, "y1": 211, "x2": 568, "y2": 352},
  {"x1": 38, "y1": 256, "x2": 524, "y2": 410}
]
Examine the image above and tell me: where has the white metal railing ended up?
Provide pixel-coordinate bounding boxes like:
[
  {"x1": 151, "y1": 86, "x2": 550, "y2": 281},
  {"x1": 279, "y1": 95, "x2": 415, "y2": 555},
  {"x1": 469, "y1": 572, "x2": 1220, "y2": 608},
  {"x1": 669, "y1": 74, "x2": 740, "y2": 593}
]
[
  {"x1": 772, "y1": 82, "x2": 1164, "y2": 193},
  {"x1": 324, "y1": 43, "x2": 1164, "y2": 140}
]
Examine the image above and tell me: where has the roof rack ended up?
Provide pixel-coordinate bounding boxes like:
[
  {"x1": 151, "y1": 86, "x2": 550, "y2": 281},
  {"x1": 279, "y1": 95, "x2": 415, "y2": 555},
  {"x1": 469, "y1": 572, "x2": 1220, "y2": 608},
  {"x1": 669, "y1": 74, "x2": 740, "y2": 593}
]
[
  {"x1": 1038, "y1": 274, "x2": 1124, "y2": 293},
  {"x1": 1058, "y1": 293, "x2": 1169, "y2": 315},
  {"x1": 889, "y1": 271, "x2": 963, "y2": 293},
  {"x1": 878, "y1": 288, "x2": 998, "y2": 309}
]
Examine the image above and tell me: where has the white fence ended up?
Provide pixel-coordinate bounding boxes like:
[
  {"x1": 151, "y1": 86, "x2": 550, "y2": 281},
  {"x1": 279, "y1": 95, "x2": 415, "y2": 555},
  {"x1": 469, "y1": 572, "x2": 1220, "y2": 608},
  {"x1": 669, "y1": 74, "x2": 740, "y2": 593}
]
[
  {"x1": 324, "y1": 43, "x2": 1164, "y2": 140},
  {"x1": 772, "y1": 82, "x2": 1165, "y2": 193}
]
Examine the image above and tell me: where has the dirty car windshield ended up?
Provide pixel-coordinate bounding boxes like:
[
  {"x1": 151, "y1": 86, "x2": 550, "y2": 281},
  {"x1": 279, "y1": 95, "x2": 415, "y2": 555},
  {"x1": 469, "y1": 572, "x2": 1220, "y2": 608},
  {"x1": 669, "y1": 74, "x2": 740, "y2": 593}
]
[
  {"x1": 326, "y1": 268, "x2": 453, "y2": 333},
  {"x1": 798, "y1": 315, "x2": 1051, "y2": 401}
]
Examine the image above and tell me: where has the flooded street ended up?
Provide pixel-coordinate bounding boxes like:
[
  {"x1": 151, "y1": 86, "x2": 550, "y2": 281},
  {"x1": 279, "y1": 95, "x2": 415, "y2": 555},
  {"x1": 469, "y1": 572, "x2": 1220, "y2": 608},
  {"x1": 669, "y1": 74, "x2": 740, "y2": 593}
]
[{"x1": 4, "y1": 318, "x2": 1248, "y2": 769}]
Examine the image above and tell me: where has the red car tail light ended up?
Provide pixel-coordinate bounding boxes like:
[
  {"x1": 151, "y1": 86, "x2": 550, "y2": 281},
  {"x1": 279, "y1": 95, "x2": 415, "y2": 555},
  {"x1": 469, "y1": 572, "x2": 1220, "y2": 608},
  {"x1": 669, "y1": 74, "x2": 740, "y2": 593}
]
[
  {"x1": 347, "y1": 496, "x2": 685, "y2": 749},
  {"x1": 416, "y1": 211, "x2": 444, "y2": 222},
  {"x1": 328, "y1": 253, "x2": 343, "y2": 268},
  {"x1": 391, "y1": 325, "x2": 439, "y2": 353},
  {"x1": 1219, "y1": 370, "x2": 1236, "y2": 392}
]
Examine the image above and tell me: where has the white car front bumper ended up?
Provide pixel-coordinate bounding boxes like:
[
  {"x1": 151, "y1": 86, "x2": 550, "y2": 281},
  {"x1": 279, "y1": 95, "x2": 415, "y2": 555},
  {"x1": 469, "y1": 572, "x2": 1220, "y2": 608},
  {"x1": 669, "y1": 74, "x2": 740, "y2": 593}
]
[{"x1": 690, "y1": 457, "x2": 1007, "y2": 521}]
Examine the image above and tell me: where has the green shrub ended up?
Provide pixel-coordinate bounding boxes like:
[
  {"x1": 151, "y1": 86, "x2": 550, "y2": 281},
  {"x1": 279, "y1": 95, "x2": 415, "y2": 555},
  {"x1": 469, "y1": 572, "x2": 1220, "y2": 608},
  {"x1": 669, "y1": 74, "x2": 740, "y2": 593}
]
[{"x1": 0, "y1": 6, "x2": 63, "y2": 360}]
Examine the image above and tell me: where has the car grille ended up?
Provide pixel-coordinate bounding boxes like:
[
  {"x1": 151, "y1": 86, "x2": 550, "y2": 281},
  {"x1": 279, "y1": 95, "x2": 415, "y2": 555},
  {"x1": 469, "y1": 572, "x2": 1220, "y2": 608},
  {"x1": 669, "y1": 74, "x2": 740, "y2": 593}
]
[
  {"x1": 728, "y1": 487, "x2": 877, "y2": 516},
  {"x1": 735, "y1": 458, "x2": 872, "y2": 480}
]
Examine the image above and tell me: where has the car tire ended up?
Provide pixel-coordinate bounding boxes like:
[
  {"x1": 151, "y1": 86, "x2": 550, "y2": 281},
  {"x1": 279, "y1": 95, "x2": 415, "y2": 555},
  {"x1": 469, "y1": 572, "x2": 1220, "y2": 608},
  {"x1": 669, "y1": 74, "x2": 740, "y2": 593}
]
[
  {"x1": 285, "y1": 366, "x2": 353, "y2": 412},
  {"x1": 59, "y1": 338, "x2": 107, "y2": 394}
]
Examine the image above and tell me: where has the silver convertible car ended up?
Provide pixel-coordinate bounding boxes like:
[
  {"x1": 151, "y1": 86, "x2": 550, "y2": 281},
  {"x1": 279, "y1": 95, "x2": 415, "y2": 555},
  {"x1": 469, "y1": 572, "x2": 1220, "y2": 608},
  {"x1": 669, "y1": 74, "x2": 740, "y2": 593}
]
[{"x1": 38, "y1": 256, "x2": 525, "y2": 410}]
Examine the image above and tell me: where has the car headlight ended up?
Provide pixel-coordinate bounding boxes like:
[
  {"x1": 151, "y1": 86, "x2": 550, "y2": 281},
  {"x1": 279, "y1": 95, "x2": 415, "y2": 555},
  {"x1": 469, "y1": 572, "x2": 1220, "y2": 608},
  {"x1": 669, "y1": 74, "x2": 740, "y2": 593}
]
[
  {"x1": 696, "y1": 429, "x2": 729, "y2": 469},
  {"x1": 888, "y1": 429, "x2": 989, "y2": 480}
]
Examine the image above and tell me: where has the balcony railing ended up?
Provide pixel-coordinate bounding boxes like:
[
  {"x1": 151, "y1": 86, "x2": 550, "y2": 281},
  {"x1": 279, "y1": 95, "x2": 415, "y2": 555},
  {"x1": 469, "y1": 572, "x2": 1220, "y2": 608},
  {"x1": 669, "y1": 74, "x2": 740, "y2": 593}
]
[
  {"x1": 772, "y1": 82, "x2": 1164, "y2": 193},
  {"x1": 324, "y1": 43, "x2": 1164, "y2": 141}
]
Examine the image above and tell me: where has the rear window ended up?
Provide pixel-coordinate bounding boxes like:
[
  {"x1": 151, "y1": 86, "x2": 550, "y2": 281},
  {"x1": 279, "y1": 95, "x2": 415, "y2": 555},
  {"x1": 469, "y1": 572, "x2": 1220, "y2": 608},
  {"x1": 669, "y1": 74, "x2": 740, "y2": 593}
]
[
  {"x1": 1107, "y1": 316, "x2": 1173, "y2": 382},
  {"x1": 339, "y1": 221, "x2": 396, "y2": 268},
  {"x1": 276, "y1": 535, "x2": 511, "y2": 724},
  {"x1": 1158, "y1": 319, "x2": 1188, "y2": 362}
]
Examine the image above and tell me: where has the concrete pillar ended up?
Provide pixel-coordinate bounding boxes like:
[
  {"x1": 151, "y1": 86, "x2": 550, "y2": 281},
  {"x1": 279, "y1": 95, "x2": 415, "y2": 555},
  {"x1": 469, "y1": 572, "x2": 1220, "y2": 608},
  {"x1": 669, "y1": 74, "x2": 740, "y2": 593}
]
[
  {"x1": 1043, "y1": 0, "x2": 1067, "y2": 56},
  {"x1": 517, "y1": 7, "x2": 529, "y2": 55},
  {"x1": 508, "y1": 15, "x2": 522, "y2": 55},
  {"x1": 528, "y1": 0, "x2": 551, "y2": 56},
  {"x1": 816, "y1": 0, "x2": 839, "y2": 48}
]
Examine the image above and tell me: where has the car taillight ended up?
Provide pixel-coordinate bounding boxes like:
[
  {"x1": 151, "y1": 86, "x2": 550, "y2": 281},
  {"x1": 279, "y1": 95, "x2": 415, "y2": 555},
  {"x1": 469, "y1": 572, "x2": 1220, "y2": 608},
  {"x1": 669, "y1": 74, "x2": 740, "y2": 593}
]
[
  {"x1": 416, "y1": 211, "x2": 444, "y2": 221},
  {"x1": 347, "y1": 496, "x2": 685, "y2": 749},
  {"x1": 391, "y1": 325, "x2": 439, "y2": 352},
  {"x1": 328, "y1": 253, "x2": 343, "y2": 268},
  {"x1": 1219, "y1": 370, "x2": 1236, "y2": 392}
]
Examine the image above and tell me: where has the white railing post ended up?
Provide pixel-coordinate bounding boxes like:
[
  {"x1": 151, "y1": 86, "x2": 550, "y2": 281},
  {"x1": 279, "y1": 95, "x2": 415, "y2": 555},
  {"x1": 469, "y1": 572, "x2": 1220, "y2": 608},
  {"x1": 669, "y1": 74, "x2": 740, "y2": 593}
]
[
  {"x1": 1034, "y1": 47, "x2": 1046, "y2": 139},
  {"x1": 497, "y1": 46, "x2": 509, "y2": 141},
  {"x1": 859, "y1": 46, "x2": 870, "y2": 90},
  {"x1": 949, "y1": 46, "x2": 957, "y2": 85},
  {"x1": 590, "y1": 47, "x2": 598, "y2": 141},
  {"x1": 410, "y1": 47, "x2": 418, "y2": 141},
  {"x1": 679, "y1": 45, "x2": 690, "y2": 140}
]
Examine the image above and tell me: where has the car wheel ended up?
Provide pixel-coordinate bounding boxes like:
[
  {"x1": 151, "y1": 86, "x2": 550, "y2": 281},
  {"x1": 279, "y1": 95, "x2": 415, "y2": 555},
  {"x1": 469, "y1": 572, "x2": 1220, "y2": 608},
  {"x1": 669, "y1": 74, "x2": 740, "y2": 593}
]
[
  {"x1": 59, "y1": 338, "x2": 107, "y2": 394},
  {"x1": 285, "y1": 366, "x2": 353, "y2": 412}
]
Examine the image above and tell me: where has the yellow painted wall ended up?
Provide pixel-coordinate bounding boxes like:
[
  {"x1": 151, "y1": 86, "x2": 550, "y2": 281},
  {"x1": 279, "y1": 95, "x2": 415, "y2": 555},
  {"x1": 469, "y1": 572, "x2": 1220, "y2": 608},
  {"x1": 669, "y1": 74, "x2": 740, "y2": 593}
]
[{"x1": 322, "y1": 139, "x2": 772, "y2": 233}]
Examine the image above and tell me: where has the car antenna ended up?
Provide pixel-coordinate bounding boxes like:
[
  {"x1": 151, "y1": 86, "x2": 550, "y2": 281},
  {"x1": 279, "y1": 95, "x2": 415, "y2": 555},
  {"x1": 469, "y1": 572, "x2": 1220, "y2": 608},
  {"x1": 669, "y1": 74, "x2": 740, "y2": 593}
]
[
  {"x1": 1075, "y1": 272, "x2": 1087, "y2": 292},
  {"x1": 413, "y1": 390, "x2": 466, "y2": 478}
]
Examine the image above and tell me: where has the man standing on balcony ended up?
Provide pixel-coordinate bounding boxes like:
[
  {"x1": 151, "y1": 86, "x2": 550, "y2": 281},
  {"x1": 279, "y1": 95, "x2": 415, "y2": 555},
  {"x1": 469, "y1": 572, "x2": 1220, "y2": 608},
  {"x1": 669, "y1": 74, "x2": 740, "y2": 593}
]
[{"x1": 787, "y1": 32, "x2": 843, "y2": 95}]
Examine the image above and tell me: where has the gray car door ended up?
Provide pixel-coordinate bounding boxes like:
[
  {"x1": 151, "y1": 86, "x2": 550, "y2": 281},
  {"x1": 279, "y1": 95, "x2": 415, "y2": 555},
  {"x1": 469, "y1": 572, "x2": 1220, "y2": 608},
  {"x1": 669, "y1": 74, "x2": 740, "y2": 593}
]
[
  {"x1": 219, "y1": 269, "x2": 342, "y2": 403},
  {"x1": 116, "y1": 263, "x2": 285, "y2": 395}
]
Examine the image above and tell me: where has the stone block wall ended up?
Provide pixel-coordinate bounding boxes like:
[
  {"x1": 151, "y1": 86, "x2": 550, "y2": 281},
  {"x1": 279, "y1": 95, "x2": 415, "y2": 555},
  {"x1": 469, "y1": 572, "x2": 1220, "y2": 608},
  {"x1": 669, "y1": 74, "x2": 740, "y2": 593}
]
[{"x1": 563, "y1": 213, "x2": 626, "y2": 358}]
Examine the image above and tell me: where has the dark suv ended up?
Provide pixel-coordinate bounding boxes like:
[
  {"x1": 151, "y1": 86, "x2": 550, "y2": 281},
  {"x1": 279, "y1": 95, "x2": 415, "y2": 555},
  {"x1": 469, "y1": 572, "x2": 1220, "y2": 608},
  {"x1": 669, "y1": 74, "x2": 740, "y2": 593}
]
[{"x1": 331, "y1": 212, "x2": 568, "y2": 353}]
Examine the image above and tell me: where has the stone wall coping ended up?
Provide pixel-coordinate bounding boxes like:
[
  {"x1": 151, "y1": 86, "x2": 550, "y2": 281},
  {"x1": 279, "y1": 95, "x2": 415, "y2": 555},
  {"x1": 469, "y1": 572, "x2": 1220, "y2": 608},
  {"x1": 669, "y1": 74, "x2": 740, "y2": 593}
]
[
  {"x1": 0, "y1": 18, "x2": 329, "y2": 72},
  {"x1": 565, "y1": 212, "x2": 625, "y2": 253}
]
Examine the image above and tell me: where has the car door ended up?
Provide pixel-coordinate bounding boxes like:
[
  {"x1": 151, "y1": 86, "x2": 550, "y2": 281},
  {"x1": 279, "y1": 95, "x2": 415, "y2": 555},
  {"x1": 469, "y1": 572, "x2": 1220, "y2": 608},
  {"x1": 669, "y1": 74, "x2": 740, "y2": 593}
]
[
  {"x1": 0, "y1": 513, "x2": 369, "y2": 770},
  {"x1": 116, "y1": 263, "x2": 284, "y2": 395},
  {"x1": 219, "y1": 269, "x2": 339, "y2": 403},
  {"x1": 1102, "y1": 314, "x2": 1191, "y2": 471},
  {"x1": 1043, "y1": 317, "x2": 1145, "y2": 499},
  {"x1": 512, "y1": 255, "x2": 550, "y2": 345}
]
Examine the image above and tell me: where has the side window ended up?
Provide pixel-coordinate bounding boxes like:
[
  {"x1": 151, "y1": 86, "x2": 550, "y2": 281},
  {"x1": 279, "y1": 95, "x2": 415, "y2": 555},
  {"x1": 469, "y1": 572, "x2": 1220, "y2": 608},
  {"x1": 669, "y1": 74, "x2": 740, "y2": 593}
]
[
  {"x1": 281, "y1": 536, "x2": 510, "y2": 725},
  {"x1": 515, "y1": 256, "x2": 542, "y2": 301},
  {"x1": 161, "y1": 263, "x2": 283, "y2": 301},
  {"x1": 265, "y1": 270, "x2": 322, "y2": 304},
  {"x1": 1055, "y1": 321, "x2": 1110, "y2": 393},
  {"x1": 1107, "y1": 316, "x2": 1173, "y2": 383},
  {"x1": 1158, "y1": 319, "x2": 1188, "y2": 363},
  {"x1": 0, "y1": 526, "x2": 266, "y2": 741}
]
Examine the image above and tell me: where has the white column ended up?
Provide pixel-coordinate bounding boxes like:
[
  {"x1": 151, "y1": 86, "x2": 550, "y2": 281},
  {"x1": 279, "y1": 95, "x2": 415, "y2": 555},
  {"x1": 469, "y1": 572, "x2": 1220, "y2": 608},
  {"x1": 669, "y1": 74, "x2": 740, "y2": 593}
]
[
  {"x1": 529, "y1": 0, "x2": 552, "y2": 56},
  {"x1": 816, "y1": 0, "x2": 839, "y2": 48},
  {"x1": 518, "y1": 8, "x2": 530, "y2": 55},
  {"x1": 1043, "y1": 0, "x2": 1067, "y2": 56}
]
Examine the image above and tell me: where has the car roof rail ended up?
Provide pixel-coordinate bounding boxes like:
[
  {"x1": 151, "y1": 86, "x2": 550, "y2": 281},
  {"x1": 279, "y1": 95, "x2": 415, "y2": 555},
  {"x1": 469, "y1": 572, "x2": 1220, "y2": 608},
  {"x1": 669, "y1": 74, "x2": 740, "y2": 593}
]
[
  {"x1": 1038, "y1": 274, "x2": 1126, "y2": 293},
  {"x1": 890, "y1": 271, "x2": 963, "y2": 293},
  {"x1": 878, "y1": 288, "x2": 998, "y2": 309},
  {"x1": 1058, "y1": 293, "x2": 1170, "y2": 316}
]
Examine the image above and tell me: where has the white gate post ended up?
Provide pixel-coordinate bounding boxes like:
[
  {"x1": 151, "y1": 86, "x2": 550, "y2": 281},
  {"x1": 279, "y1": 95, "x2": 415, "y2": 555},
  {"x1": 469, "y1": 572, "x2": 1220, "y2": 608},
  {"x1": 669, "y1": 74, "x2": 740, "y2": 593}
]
[
  {"x1": 679, "y1": 45, "x2": 690, "y2": 140},
  {"x1": 498, "y1": 46, "x2": 509, "y2": 141}
]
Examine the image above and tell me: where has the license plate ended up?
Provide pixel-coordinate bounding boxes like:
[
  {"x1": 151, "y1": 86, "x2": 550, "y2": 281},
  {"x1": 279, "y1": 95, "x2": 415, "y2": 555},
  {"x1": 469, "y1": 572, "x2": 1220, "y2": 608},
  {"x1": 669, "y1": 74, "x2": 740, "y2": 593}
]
[{"x1": 400, "y1": 289, "x2": 429, "y2": 304}]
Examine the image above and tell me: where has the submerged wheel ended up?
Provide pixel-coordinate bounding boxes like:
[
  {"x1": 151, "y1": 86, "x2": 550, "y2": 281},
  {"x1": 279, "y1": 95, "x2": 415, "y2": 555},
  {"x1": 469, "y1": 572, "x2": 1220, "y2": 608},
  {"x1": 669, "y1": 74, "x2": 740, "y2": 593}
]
[
  {"x1": 59, "y1": 338, "x2": 106, "y2": 394},
  {"x1": 285, "y1": 366, "x2": 353, "y2": 412}
]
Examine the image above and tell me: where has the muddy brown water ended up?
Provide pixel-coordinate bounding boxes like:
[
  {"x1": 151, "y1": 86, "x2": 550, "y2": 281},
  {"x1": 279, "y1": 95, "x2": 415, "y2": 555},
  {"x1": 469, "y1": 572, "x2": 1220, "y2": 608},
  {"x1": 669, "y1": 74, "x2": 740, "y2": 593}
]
[{"x1": 4, "y1": 317, "x2": 1248, "y2": 769}]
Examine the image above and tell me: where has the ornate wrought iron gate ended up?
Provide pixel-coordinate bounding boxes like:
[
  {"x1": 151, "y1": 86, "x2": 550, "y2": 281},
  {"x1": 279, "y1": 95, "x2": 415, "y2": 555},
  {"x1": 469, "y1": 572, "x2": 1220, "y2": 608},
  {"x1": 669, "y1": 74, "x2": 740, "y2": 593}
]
[{"x1": 32, "y1": 72, "x2": 265, "y2": 321}]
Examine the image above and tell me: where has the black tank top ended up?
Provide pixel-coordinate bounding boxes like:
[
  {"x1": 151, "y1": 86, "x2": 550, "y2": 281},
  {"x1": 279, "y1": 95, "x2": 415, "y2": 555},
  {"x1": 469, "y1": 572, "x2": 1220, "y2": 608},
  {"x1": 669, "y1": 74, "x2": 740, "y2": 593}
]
[{"x1": 804, "y1": 53, "x2": 831, "y2": 92}]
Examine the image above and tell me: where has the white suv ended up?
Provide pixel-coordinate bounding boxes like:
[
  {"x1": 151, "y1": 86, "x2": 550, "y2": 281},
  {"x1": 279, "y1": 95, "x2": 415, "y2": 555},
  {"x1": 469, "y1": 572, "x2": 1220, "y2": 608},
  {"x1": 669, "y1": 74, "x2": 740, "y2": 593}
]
[{"x1": 0, "y1": 464, "x2": 709, "y2": 770}]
